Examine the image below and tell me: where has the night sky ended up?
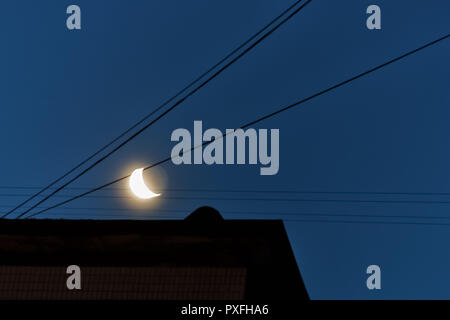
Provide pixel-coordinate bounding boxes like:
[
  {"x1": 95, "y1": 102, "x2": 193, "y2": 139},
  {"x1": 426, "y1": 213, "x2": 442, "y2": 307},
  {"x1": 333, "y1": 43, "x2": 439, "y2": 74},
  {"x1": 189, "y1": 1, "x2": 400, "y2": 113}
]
[{"x1": 1, "y1": 0, "x2": 449, "y2": 299}]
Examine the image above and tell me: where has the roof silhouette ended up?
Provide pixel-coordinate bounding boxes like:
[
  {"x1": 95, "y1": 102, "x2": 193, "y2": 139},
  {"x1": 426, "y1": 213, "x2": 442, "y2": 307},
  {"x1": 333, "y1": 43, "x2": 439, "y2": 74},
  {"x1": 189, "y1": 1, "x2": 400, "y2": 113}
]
[{"x1": 0, "y1": 207, "x2": 309, "y2": 300}]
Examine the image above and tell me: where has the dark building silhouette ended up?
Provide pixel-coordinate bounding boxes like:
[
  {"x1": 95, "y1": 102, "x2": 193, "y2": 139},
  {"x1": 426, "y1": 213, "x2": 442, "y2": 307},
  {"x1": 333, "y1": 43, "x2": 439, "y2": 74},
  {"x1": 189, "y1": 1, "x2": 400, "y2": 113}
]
[{"x1": 0, "y1": 207, "x2": 308, "y2": 300}]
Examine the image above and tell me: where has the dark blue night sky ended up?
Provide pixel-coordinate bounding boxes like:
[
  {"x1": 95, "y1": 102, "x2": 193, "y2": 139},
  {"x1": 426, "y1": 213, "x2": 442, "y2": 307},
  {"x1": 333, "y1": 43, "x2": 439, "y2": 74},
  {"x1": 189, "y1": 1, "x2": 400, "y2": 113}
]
[{"x1": 0, "y1": 1, "x2": 449, "y2": 298}]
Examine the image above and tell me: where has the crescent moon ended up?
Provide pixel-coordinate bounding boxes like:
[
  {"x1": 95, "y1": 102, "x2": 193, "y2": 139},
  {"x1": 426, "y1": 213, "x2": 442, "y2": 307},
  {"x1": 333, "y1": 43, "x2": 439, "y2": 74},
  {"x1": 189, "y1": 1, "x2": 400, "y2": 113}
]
[{"x1": 129, "y1": 168, "x2": 161, "y2": 199}]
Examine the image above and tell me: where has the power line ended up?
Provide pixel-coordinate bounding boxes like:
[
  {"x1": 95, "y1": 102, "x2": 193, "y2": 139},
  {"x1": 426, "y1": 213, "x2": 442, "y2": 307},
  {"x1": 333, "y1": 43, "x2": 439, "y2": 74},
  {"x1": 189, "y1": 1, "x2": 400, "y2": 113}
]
[
  {"x1": 5, "y1": 198, "x2": 447, "y2": 223},
  {"x1": 282, "y1": 218, "x2": 450, "y2": 227},
  {"x1": 0, "y1": 206, "x2": 450, "y2": 220},
  {"x1": 11, "y1": 0, "x2": 313, "y2": 220},
  {"x1": 29, "y1": 207, "x2": 450, "y2": 220},
  {"x1": 5, "y1": 185, "x2": 450, "y2": 196},
  {"x1": 2, "y1": 0, "x2": 311, "y2": 219},
  {"x1": 30, "y1": 211, "x2": 450, "y2": 227},
  {"x1": 24, "y1": 33, "x2": 449, "y2": 219},
  {"x1": 8, "y1": 192, "x2": 450, "y2": 204}
]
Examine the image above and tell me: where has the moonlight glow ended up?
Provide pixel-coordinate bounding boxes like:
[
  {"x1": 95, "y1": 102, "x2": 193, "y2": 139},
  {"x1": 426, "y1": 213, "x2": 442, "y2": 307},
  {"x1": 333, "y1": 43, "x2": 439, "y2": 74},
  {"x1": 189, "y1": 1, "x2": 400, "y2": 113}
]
[{"x1": 129, "y1": 168, "x2": 161, "y2": 199}]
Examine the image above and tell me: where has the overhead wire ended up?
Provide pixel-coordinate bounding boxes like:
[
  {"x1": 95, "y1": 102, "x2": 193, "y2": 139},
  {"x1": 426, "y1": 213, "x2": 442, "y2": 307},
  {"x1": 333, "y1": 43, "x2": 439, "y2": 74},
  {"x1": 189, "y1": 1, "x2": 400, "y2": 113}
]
[
  {"x1": 5, "y1": 185, "x2": 450, "y2": 196},
  {"x1": 9, "y1": 0, "x2": 313, "y2": 219},
  {"x1": 23, "y1": 34, "x2": 449, "y2": 219}
]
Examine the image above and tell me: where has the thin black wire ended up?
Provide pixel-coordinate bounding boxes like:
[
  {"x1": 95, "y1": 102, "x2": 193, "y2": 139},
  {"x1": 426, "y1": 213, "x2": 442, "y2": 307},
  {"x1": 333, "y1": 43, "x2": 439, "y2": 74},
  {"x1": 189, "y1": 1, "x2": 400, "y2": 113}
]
[
  {"x1": 28, "y1": 211, "x2": 450, "y2": 226},
  {"x1": 9, "y1": 204, "x2": 450, "y2": 222},
  {"x1": 30, "y1": 208, "x2": 450, "y2": 220},
  {"x1": 1, "y1": 0, "x2": 306, "y2": 219},
  {"x1": 24, "y1": 33, "x2": 449, "y2": 219},
  {"x1": 12, "y1": 0, "x2": 313, "y2": 220},
  {"x1": 281, "y1": 218, "x2": 450, "y2": 226},
  {"x1": 4, "y1": 199, "x2": 446, "y2": 223},
  {"x1": 6, "y1": 185, "x2": 450, "y2": 196},
  {"x1": 8, "y1": 192, "x2": 450, "y2": 204}
]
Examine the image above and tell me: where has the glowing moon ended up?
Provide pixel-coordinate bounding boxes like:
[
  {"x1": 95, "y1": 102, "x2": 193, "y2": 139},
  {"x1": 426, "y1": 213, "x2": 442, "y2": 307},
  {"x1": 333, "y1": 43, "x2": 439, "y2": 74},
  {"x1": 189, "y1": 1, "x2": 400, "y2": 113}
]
[{"x1": 129, "y1": 168, "x2": 161, "y2": 199}]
